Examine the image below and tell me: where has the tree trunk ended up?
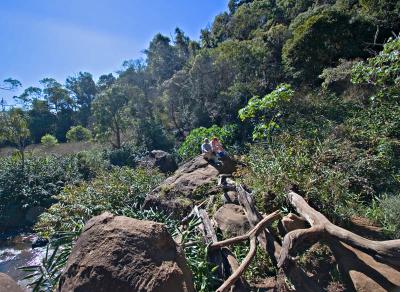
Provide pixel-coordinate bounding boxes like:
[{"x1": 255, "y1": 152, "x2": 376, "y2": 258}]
[{"x1": 279, "y1": 191, "x2": 400, "y2": 268}]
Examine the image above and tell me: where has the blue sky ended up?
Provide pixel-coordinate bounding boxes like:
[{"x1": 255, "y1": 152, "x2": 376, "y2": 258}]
[{"x1": 0, "y1": 0, "x2": 228, "y2": 103}]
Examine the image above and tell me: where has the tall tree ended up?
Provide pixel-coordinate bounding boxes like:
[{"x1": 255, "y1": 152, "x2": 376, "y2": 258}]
[
  {"x1": 93, "y1": 84, "x2": 142, "y2": 148},
  {"x1": 14, "y1": 86, "x2": 42, "y2": 108},
  {"x1": 40, "y1": 78, "x2": 73, "y2": 112},
  {"x1": 97, "y1": 73, "x2": 116, "y2": 91},
  {"x1": 28, "y1": 100, "x2": 56, "y2": 143},
  {"x1": 66, "y1": 72, "x2": 97, "y2": 126},
  {"x1": 0, "y1": 78, "x2": 21, "y2": 91},
  {"x1": 145, "y1": 34, "x2": 181, "y2": 85}
]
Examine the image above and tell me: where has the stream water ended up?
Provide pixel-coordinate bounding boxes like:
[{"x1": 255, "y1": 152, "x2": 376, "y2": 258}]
[{"x1": 0, "y1": 232, "x2": 47, "y2": 291}]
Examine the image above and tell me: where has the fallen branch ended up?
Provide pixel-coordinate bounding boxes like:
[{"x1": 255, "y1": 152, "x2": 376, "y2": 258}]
[
  {"x1": 236, "y1": 184, "x2": 321, "y2": 291},
  {"x1": 192, "y1": 206, "x2": 249, "y2": 291},
  {"x1": 210, "y1": 210, "x2": 281, "y2": 250},
  {"x1": 216, "y1": 237, "x2": 257, "y2": 292},
  {"x1": 279, "y1": 191, "x2": 400, "y2": 268}
]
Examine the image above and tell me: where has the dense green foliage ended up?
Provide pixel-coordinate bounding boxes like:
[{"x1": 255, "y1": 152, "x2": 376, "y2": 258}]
[
  {"x1": 41, "y1": 134, "x2": 58, "y2": 147},
  {"x1": 1, "y1": 1, "x2": 400, "y2": 290},
  {"x1": 66, "y1": 125, "x2": 92, "y2": 142},
  {"x1": 239, "y1": 83, "x2": 294, "y2": 140},
  {"x1": 283, "y1": 9, "x2": 375, "y2": 83},
  {"x1": 241, "y1": 37, "x2": 400, "y2": 238},
  {"x1": 2, "y1": 0, "x2": 398, "y2": 152},
  {"x1": 0, "y1": 153, "x2": 104, "y2": 231},
  {"x1": 178, "y1": 124, "x2": 238, "y2": 160},
  {"x1": 35, "y1": 167, "x2": 165, "y2": 237}
]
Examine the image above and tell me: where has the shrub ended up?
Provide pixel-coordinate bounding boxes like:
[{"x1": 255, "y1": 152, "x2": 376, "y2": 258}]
[
  {"x1": 41, "y1": 134, "x2": 58, "y2": 147},
  {"x1": 239, "y1": 83, "x2": 294, "y2": 141},
  {"x1": 379, "y1": 194, "x2": 400, "y2": 238},
  {"x1": 35, "y1": 167, "x2": 165, "y2": 237},
  {"x1": 177, "y1": 124, "x2": 239, "y2": 161},
  {"x1": 66, "y1": 125, "x2": 92, "y2": 142},
  {"x1": 351, "y1": 36, "x2": 400, "y2": 101},
  {"x1": 0, "y1": 155, "x2": 92, "y2": 231},
  {"x1": 103, "y1": 144, "x2": 148, "y2": 167},
  {"x1": 242, "y1": 133, "x2": 388, "y2": 223}
]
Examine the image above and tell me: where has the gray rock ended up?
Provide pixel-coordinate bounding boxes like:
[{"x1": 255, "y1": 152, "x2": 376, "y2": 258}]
[{"x1": 214, "y1": 204, "x2": 250, "y2": 236}]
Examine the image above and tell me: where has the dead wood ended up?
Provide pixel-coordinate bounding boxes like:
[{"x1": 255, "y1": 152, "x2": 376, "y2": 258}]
[
  {"x1": 193, "y1": 206, "x2": 249, "y2": 291},
  {"x1": 236, "y1": 185, "x2": 321, "y2": 292},
  {"x1": 210, "y1": 211, "x2": 280, "y2": 292},
  {"x1": 210, "y1": 210, "x2": 281, "y2": 250},
  {"x1": 216, "y1": 237, "x2": 257, "y2": 292},
  {"x1": 279, "y1": 191, "x2": 400, "y2": 268}
]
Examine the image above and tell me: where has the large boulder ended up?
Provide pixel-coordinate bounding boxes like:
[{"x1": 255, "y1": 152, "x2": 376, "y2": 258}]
[
  {"x1": 0, "y1": 273, "x2": 24, "y2": 292},
  {"x1": 214, "y1": 204, "x2": 250, "y2": 236},
  {"x1": 58, "y1": 212, "x2": 194, "y2": 292},
  {"x1": 141, "y1": 150, "x2": 178, "y2": 174},
  {"x1": 143, "y1": 154, "x2": 236, "y2": 219}
]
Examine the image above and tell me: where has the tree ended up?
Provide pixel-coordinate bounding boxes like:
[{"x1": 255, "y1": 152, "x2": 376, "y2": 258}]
[
  {"x1": 41, "y1": 134, "x2": 58, "y2": 147},
  {"x1": 40, "y1": 78, "x2": 74, "y2": 141},
  {"x1": 93, "y1": 84, "x2": 142, "y2": 148},
  {"x1": 66, "y1": 72, "x2": 97, "y2": 126},
  {"x1": 0, "y1": 108, "x2": 30, "y2": 168},
  {"x1": 174, "y1": 28, "x2": 190, "y2": 64},
  {"x1": 14, "y1": 86, "x2": 42, "y2": 108},
  {"x1": 97, "y1": 73, "x2": 116, "y2": 91},
  {"x1": 28, "y1": 99, "x2": 56, "y2": 143},
  {"x1": 40, "y1": 78, "x2": 73, "y2": 112},
  {"x1": 352, "y1": 36, "x2": 400, "y2": 101},
  {"x1": 359, "y1": 0, "x2": 400, "y2": 33},
  {"x1": 145, "y1": 34, "x2": 181, "y2": 85},
  {"x1": 282, "y1": 9, "x2": 375, "y2": 84},
  {"x1": 0, "y1": 78, "x2": 21, "y2": 91},
  {"x1": 0, "y1": 78, "x2": 21, "y2": 111}
]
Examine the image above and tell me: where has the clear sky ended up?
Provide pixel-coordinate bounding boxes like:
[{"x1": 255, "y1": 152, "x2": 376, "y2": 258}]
[{"x1": 0, "y1": 0, "x2": 228, "y2": 104}]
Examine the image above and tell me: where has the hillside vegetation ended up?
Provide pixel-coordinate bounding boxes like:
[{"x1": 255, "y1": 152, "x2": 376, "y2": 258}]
[{"x1": 0, "y1": 0, "x2": 399, "y2": 290}]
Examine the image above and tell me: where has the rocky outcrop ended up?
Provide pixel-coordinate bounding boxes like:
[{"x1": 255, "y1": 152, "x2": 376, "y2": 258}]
[
  {"x1": 214, "y1": 204, "x2": 250, "y2": 236},
  {"x1": 141, "y1": 150, "x2": 178, "y2": 173},
  {"x1": 143, "y1": 154, "x2": 236, "y2": 219},
  {"x1": 0, "y1": 273, "x2": 24, "y2": 292},
  {"x1": 58, "y1": 212, "x2": 194, "y2": 292}
]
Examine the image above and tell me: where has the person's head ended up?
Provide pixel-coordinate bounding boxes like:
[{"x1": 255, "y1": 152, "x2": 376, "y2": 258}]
[
  {"x1": 212, "y1": 137, "x2": 219, "y2": 142},
  {"x1": 204, "y1": 138, "x2": 209, "y2": 144}
]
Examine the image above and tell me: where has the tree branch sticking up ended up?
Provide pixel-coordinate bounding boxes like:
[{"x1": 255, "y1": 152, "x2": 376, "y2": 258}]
[
  {"x1": 278, "y1": 191, "x2": 400, "y2": 268},
  {"x1": 209, "y1": 210, "x2": 281, "y2": 292}
]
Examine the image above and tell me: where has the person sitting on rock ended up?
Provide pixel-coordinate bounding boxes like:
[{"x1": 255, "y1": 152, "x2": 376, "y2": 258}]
[
  {"x1": 201, "y1": 138, "x2": 212, "y2": 154},
  {"x1": 201, "y1": 138, "x2": 220, "y2": 164},
  {"x1": 211, "y1": 137, "x2": 227, "y2": 158}
]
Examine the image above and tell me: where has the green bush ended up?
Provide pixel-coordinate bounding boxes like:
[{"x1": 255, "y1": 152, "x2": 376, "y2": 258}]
[
  {"x1": 242, "y1": 132, "x2": 395, "y2": 223},
  {"x1": 41, "y1": 134, "x2": 58, "y2": 147},
  {"x1": 239, "y1": 83, "x2": 294, "y2": 140},
  {"x1": 66, "y1": 125, "x2": 92, "y2": 142},
  {"x1": 178, "y1": 124, "x2": 238, "y2": 160},
  {"x1": 35, "y1": 167, "x2": 165, "y2": 237},
  {"x1": 351, "y1": 36, "x2": 400, "y2": 101},
  {"x1": 103, "y1": 144, "x2": 148, "y2": 167},
  {"x1": 0, "y1": 155, "x2": 94, "y2": 231},
  {"x1": 379, "y1": 195, "x2": 400, "y2": 238}
]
